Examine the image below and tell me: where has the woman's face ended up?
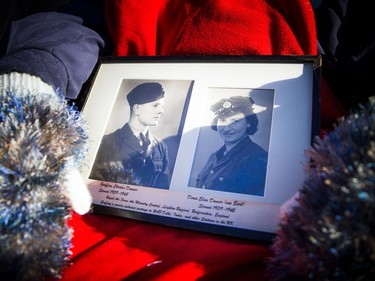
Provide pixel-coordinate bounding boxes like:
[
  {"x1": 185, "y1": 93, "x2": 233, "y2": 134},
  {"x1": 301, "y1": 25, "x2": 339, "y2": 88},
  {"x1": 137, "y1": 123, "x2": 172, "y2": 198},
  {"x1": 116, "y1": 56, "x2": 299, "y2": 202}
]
[{"x1": 217, "y1": 112, "x2": 248, "y2": 146}]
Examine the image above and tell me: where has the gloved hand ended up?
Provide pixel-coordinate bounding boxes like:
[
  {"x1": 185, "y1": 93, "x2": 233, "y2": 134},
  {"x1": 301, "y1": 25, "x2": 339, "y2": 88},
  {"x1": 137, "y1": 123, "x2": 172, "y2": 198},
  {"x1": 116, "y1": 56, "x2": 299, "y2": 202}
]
[
  {"x1": 0, "y1": 12, "x2": 104, "y2": 99},
  {"x1": 0, "y1": 12, "x2": 103, "y2": 280}
]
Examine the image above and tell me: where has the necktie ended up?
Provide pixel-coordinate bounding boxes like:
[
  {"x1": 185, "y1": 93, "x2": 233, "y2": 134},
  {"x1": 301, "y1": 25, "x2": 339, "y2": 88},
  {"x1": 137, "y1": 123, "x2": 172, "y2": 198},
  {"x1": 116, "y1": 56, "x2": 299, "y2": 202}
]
[{"x1": 139, "y1": 132, "x2": 150, "y2": 152}]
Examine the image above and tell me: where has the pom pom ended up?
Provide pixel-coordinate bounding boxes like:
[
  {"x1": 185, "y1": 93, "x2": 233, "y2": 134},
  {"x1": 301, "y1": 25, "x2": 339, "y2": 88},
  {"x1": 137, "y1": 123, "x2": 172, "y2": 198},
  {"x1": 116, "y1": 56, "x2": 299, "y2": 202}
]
[
  {"x1": 0, "y1": 75, "x2": 89, "y2": 280},
  {"x1": 267, "y1": 97, "x2": 375, "y2": 280}
]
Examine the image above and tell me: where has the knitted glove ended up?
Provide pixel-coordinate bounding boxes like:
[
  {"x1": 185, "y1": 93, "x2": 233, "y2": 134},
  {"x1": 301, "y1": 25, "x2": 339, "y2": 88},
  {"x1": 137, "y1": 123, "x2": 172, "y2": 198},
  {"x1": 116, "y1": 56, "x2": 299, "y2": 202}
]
[
  {"x1": 0, "y1": 11, "x2": 103, "y2": 281},
  {"x1": 0, "y1": 72, "x2": 91, "y2": 280},
  {"x1": 268, "y1": 98, "x2": 375, "y2": 281}
]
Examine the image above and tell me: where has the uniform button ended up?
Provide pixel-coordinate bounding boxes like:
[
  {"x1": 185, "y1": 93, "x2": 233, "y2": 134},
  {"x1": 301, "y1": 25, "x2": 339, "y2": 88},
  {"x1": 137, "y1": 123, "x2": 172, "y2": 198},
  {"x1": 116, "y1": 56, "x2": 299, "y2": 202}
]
[{"x1": 210, "y1": 170, "x2": 214, "y2": 175}]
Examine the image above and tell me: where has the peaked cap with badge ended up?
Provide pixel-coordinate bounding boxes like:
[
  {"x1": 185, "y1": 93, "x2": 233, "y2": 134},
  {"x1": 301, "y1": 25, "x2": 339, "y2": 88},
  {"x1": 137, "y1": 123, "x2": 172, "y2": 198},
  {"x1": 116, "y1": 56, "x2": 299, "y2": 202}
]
[
  {"x1": 210, "y1": 95, "x2": 255, "y2": 117},
  {"x1": 210, "y1": 95, "x2": 258, "y2": 135}
]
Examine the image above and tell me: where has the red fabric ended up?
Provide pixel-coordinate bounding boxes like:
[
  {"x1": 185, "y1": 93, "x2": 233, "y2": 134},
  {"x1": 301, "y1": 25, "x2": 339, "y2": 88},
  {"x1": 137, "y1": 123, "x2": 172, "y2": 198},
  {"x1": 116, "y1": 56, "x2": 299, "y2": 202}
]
[
  {"x1": 105, "y1": 0, "x2": 317, "y2": 56},
  {"x1": 62, "y1": 213, "x2": 270, "y2": 281},
  {"x1": 61, "y1": 1, "x2": 346, "y2": 280},
  {"x1": 320, "y1": 77, "x2": 348, "y2": 132}
]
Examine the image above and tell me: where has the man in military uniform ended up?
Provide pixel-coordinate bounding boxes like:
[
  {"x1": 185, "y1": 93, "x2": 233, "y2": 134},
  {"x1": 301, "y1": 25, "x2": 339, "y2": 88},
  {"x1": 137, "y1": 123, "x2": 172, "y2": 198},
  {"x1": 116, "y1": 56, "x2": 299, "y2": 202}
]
[
  {"x1": 195, "y1": 95, "x2": 268, "y2": 196},
  {"x1": 90, "y1": 82, "x2": 170, "y2": 189}
]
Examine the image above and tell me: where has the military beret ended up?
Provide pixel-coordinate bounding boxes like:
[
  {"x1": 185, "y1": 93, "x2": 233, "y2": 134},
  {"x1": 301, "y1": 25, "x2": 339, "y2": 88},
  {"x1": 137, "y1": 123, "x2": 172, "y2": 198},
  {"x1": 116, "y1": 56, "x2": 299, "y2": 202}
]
[
  {"x1": 127, "y1": 82, "x2": 165, "y2": 106},
  {"x1": 210, "y1": 95, "x2": 255, "y2": 117}
]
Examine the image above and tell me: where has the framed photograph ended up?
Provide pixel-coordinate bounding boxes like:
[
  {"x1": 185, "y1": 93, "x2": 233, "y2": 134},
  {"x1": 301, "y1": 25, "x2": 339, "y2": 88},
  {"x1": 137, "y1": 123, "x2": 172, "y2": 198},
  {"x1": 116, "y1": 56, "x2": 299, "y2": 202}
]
[{"x1": 79, "y1": 56, "x2": 321, "y2": 242}]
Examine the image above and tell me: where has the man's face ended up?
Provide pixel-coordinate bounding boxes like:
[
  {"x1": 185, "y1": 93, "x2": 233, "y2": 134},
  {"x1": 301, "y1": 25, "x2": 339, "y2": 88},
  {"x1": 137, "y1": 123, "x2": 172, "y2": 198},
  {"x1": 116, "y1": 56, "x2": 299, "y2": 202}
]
[
  {"x1": 217, "y1": 112, "x2": 248, "y2": 146},
  {"x1": 135, "y1": 98, "x2": 165, "y2": 126}
]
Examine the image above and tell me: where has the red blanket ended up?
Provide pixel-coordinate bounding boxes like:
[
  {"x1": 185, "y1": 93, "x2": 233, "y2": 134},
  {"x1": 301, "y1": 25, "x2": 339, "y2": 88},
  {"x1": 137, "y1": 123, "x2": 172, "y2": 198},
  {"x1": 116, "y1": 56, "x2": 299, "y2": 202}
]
[{"x1": 61, "y1": 1, "x2": 345, "y2": 280}]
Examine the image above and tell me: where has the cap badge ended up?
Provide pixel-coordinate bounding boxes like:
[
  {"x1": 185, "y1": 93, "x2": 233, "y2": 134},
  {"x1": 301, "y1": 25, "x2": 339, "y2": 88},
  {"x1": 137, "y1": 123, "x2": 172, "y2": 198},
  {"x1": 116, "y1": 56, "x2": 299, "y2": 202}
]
[{"x1": 222, "y1": 101, "x2": 232, "y2": 109}]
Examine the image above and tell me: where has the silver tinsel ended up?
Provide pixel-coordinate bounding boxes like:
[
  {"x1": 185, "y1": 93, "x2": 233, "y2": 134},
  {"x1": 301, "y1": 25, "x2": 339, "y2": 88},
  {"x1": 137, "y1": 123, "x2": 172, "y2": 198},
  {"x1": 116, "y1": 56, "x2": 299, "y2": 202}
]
[
  {"x1": 0, "y1": 90, "x2": 88, "y2": 281},
  {"x1": 268, "y1": 97, "x2": 375, "y2": 281}
]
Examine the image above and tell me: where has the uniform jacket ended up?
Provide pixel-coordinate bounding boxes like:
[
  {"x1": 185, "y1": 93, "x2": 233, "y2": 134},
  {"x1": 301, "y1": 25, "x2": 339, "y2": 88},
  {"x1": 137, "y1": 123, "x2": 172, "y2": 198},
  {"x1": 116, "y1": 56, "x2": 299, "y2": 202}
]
[
  {"x1": 196, "y1": 136, "x2": 267, "y2": 196},
  {"x1": 90, "y1": 123, "x2": 169, "y2": 189}
]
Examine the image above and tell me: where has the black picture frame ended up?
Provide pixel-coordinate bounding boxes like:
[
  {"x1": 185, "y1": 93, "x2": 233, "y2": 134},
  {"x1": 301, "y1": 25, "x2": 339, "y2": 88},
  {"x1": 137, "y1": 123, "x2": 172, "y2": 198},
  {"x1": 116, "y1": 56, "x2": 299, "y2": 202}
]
[{"x1": 78, "y1": 55, "x2": 321, "y2": 242}]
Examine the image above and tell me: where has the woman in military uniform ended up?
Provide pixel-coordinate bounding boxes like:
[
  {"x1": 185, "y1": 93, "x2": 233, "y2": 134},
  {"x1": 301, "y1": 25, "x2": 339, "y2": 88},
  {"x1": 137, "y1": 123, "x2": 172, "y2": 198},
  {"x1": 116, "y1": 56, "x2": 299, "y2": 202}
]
[{"x1": 195, "y1": 95, "x2": 268, "y2": 196}]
